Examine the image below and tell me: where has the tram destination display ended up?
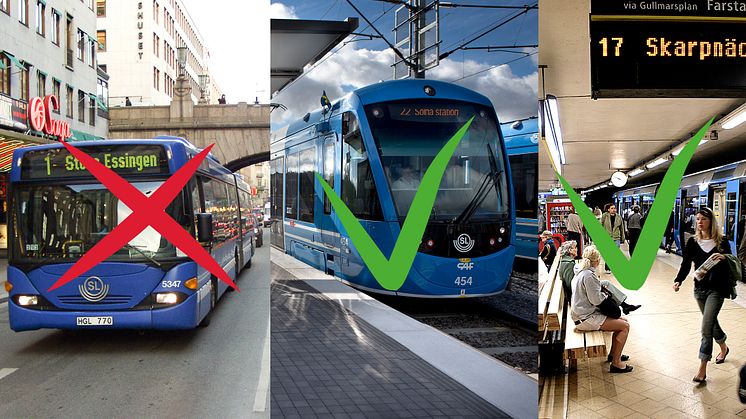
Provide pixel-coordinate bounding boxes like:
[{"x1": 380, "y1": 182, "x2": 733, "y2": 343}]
[
  {"x1": 590, "y1": 0, "x2": 746, "y2": 98},
  {"x1": 20, "y1": 145, "x2": 169, "y2": 180}
]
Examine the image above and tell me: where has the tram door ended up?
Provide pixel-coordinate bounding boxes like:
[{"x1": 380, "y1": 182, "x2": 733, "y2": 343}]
[
  {"x1": 320, "y1": 134, "x2": 338, "y2": 250},
  {"x1": 725, "y1": 180, "x2": 739, "y2": 254},
  {"x1": 712, "y1": 187, "x2": 727, "y2": 238}
]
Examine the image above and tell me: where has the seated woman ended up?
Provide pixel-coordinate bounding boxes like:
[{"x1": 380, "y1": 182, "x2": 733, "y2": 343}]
[
  {"x1": 571, "y1": 245, "x2": 633, "y2": 373},
  {"x1": 558, "y1": 240, "x2": 641, "y2": 315}
]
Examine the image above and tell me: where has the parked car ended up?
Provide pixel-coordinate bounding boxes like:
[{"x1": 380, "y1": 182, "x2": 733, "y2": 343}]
[
  {"x1": 249, "y1": 213, "x2": 263, "y2": 247},
  {"x1": 252, "y1": 207, "x2": 265, "y2": 226}
]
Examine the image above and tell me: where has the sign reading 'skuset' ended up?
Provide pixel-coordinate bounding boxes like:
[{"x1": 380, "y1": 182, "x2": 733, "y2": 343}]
[{"x1": 27, "y1": 95, "x2": 71, "y2": 140}]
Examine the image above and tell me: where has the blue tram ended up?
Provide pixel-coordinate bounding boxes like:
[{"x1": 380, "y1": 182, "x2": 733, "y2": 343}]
[
  {"x1": 6, "y1": 137, "x2": 254, "y2": 331},
  {"x1": 613, "y1": 159, "x2": 746, "y2": 256},
  {"x1": 270, "y1": 79, "x2": 515, "y2": 297},
  {"x1": 502, "y1": 117, "x2": 538, "y2": 261}
]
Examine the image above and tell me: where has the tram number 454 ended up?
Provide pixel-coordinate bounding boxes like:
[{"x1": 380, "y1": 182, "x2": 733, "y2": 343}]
[{"x1": 455, "y1": 276, "x2": 473, "y2": 286}]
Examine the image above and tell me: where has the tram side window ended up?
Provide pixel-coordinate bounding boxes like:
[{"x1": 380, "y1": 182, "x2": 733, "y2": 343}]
[
  {"x1": 323, "y1": 139, "x2": 334, "y2": 214},
  {"x1": 271, "y1": 157, "x2": 284, "y2": 223},
  {"x1": 285, "y1": 152, "x2": 299, "y2": 220},
  {"x1": 298, "y1": 147, "x2": 315, "y2": 223},
  {"x1": 341, "y1": 112, "x2": 383, "y2": 221},
  {"x1": 508, "y1": 153, "x2": 538, "y2": 219}
]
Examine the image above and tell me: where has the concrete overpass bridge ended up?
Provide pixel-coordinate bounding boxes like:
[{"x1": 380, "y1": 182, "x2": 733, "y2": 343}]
[{"x1": 107, "y1": 82, "x2": 269, "y2": 172}]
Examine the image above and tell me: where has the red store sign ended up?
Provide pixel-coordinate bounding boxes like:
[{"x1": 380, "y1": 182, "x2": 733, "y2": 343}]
[{"x1": 27, "y1": 95, "x2": 71, "y2": 140}]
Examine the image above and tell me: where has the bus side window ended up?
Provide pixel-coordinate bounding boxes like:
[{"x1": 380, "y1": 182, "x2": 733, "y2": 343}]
[{"x1": 341, "y1": 111, "x2": 383, "y2": 221}]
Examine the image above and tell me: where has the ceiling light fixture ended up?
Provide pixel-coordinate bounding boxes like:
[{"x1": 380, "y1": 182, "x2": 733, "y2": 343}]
[{"x1": 720, "y1": 102, "x2": 746, "y2": 130}]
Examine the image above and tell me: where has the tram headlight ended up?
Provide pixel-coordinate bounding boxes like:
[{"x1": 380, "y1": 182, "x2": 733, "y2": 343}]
[
  {"x1": 155, "y1": 293, "x2": 179, "y2": 304},
  {"x1": 425, "y1": 239, "x2": 435, "y2": 249},
  {"x1": 499, "y1": 227, "x2": 506, "y2": 234},
  {"x1": 424, "y1": 85, "x2": 436, "y2": 96},
  {"x1": 371, "y1": 107, "x2": 384, "y2": 118},
  {"x1": 17, "y1": 295, "x2": 38, "y2": 306}
]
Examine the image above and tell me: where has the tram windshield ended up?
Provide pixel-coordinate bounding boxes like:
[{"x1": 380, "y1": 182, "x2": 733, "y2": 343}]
[
  {"x1": 12, "y1": 181, "x2": 191, "y2": 263},
  {"x1": 365, "y1": 100, "x2": 509, "y2": 223}
]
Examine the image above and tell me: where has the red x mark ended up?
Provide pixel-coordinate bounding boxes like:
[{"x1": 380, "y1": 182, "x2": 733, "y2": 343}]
[{"x1": 47, "y1": 141, "x2": 238, "y2": 292}]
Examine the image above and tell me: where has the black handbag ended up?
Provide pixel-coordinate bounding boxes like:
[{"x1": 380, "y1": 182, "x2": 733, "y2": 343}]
[{"x1": 597, "y1": 296, "x2": 621, "y2": 319}]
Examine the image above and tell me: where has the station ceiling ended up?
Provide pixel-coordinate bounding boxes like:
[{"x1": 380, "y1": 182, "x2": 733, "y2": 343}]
[
  {"x1": 270, "y1": 18, "x2": 359, "y2": 96},
  {"x1": 538, "y1": 0, "x2": 746, "y2": 193}
]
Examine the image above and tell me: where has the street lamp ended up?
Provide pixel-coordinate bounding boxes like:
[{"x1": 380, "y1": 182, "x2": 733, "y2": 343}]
[
  {"x1": 177, "y1": 46, "x2": 187, "y2": 77},
  {"x1": 199, "y1": 74, "x2": 210, "y2": 104}
]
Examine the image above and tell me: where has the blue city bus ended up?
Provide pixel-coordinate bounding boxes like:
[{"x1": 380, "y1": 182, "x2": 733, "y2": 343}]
[
  {"x1": 270, "y1": 79, "x2": 515, "y2": 297},
  {"x1": 502, "y1": 117, "x2": 538, "y2": 262},
  {"x1": 6, "y1": 137, "x2": 254, "y2": 331}
]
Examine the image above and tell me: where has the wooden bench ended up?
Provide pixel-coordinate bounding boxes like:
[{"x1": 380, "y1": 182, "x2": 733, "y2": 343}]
[
  {"x1": 563, "y1": 310, "x2": 612, "y2": 370},
  {"x1": 538, "y1": 256, "x2": 564, "y2": 374},
  {"x1": 539, "y1": 255, "x2": 612, "y2": 373}
]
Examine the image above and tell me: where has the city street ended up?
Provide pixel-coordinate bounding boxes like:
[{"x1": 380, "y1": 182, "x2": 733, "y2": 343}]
[{"x1": 0, "y1": 232, "x2": 270, "y2": 418}]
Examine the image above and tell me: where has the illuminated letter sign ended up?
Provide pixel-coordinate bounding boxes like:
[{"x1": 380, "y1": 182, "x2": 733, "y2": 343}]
[
  {"x1": 589, "y1": 0, "x2": 746, "y2": 98},
  {"x1": 27, "y1": 95, "x2": 72, "y2": 140}
]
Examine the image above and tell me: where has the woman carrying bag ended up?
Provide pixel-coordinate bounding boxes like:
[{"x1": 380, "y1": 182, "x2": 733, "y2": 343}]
[{"x1": 673, "y1": 207, "x2": 731, "y2": 383}]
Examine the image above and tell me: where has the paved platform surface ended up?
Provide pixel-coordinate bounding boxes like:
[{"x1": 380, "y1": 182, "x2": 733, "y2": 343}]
[
  {"x1": 271, "y1": 250, "x2": 537, "y2": 418},
  {"x1": 540, "y1": 247, "x2": 746, "y2": 419}
]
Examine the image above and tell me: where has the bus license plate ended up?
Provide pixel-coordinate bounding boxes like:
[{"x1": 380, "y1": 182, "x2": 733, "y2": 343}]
[{"x1": 76, "y1": 316, "x2": 113, "y2": 326}]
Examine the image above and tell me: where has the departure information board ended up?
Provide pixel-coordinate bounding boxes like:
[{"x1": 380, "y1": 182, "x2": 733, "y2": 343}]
[
  {"x1": 590, "y1": 0, "x2": 746, "y2": 98},
  {"x1": 21, "y1": 145, "x2": 169, "y2": 180}
]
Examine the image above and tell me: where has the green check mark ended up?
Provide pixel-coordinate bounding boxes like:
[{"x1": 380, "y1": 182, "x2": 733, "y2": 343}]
[
  {"x1": 315, "y1": 117, "x2": 475, "y2": 291},
  {"x1": 557, "y1": 118, "x2": 713, "y2": 290}
]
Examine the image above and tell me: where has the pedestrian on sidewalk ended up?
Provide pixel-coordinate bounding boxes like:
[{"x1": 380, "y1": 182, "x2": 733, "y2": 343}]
[
  {"x1": 570, "y1": 245, "x2": 633, "y2": 373},
  {"x1": 539, "y1": 230, "x2": 557, "y2": 270},
  {"x1": 673, "y1": 207, "x2": 731, "y2": 383},
  {"x1": 600, "y1": 204, "x2": 625, "y2": 273},
  {"x1": 566, "y1": 209, "x2": 584, "y2": 258},
  {"x1": 627, "y1": 205, "x2": 642, "y2": 254}
]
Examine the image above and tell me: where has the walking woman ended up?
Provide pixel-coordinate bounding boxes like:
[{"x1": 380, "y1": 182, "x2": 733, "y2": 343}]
[
  {"x1": 673, "y1": 207, "x2": 731, "y2": 383},
  {"x1": 571, "y1": 245, "x2": 633, "y2": 373}
]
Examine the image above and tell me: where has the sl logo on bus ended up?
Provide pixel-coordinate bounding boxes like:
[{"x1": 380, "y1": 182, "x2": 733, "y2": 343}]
[
  {"x1": 453, "y1": 233, "x2": 474, "y2": 253},
  {"x1": 79, "y1": 276, "x2": 109, "y2": 302}
]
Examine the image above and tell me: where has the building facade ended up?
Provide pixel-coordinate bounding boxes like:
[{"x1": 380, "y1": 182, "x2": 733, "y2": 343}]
[
  {"x1": 1, "y1": 0, "x2": 110, "y2": 249},
  {"x1": 96, "y1": 0, "x2": 221, "y2": 107}
]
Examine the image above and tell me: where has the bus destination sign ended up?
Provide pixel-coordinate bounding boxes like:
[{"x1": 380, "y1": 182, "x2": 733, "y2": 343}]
[
  {"x1": 20, "y1": 145, "x2": 169, "y2": 180},
  {"x1": 590, "y1": 0, "x2": 746, "y2": 98}
]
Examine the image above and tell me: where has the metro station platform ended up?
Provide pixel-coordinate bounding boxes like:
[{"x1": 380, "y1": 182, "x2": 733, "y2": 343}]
[
  {"x1": 270, "y1": 248, "x2": 538, "y2": 419},
  {"x1": 540, "y1": 247, "x2": 746, "y2": 418}
]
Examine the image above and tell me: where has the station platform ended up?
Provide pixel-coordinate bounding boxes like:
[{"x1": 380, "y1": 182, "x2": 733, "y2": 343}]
[
  {"x1": 270, "y1": 248, "x2": 538, "y2": 419},
  {"x1": 540, "y1": 247, "x2": 746, "y2": 418}
]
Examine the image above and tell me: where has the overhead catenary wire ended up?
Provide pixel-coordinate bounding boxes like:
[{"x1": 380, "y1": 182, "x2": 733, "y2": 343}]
[
  {"x1": 448, "y1": 51, "x2": 537, "y2": 83},
  {"x1": 439, "y1": 3, "x2": 537, "y2": 60}
]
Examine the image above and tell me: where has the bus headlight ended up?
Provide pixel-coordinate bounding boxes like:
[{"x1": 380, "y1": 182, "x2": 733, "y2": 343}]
[
  {"x1": 155, "y1": 293, "x2": 179, "y2": 304},
  {"x1": 17, "y1": 295, "x2": 38, "y2": 306}
]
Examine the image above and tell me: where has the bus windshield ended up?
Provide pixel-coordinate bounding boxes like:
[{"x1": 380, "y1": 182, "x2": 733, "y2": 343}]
[
  {"x1": 365, "y1": 100, "x2": 509, "y2": 223},
  {"x1": 12, "y1": 180, "x2": 192, "y2": 263}
]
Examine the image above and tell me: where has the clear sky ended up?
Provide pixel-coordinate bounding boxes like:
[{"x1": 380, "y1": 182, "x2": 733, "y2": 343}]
[
  {"x1": 270, "y1": 0, "x2": 538, "y2": 124},
  {"x1": 181, "y1": 0, "x2": 271, "y2": 104}
]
